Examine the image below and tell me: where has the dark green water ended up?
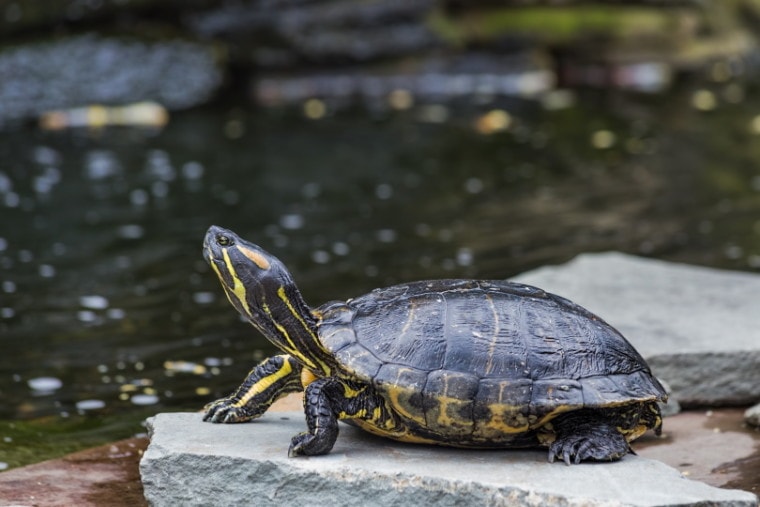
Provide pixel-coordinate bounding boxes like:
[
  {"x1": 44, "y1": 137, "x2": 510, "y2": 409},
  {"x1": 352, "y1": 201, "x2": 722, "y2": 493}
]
[{"x1": 1, "y1": 84, "x2": 759, "y2": 468}]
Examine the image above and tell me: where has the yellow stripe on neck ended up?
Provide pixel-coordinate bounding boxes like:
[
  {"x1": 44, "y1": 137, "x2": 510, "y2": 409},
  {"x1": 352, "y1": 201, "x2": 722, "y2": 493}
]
[
  {"x1": 221, "y1": 248, "x2": 252, "y2": 317},
  {"x1": 277, "y1": 286, "x2": 331, "y2": 375}
]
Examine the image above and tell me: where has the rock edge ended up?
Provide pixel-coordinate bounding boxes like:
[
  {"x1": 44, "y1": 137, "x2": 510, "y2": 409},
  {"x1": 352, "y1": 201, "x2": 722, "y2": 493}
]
[{"x1": 140, "y1": 412, "x2": 758, "y2": 507}]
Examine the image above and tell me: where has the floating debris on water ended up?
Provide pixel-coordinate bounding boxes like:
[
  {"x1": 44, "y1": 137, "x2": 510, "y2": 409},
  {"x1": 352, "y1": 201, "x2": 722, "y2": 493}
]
[
  {"x1": 311, "y1": 250, "x2": 330, "y2": 264},
  {"x1": 192, "y1": 292, "x2": 215, "y2": 304},
  {"x1": 77, "y1": 310, "x2": 98, "y2": 323},
  {"x1": 107, "y1": 308, "x2": 126, "y2": 319},
  {"x1": 38, "y1": 264, "x2": 56, "y2": 278},
  {"x1": 279, "y1": 213, "x2": 305, "y2": 230},
  {"x1": 332, "y1": 242, "x2": 350, "y2": 256},
  {"x1": 692, "y1": 89, "x2": 717, "y2": 111},
  {"x1": 591, "y1": 130, "x2": 617, "y2": 150},
  {"x1": 164, "y1": 360, "x2": 207, "y2": 375},
  {"x1": 84, "y1": 150, "x2": 122, "y2": 180},
  {"x1": 475, "y1": 109, "x2": 511, "y2": 134},
  {"x1": 182, "y1": 161, "x2": 205, "y2": 180},
  {"x1": 117, "y1": 224, "x2": 145, "y2": 240},
  {"x1": 303, "y1": 98, "x2": 326, "y2": 120},
  {"x1": 79, "y1": 295, "x2": 109, "y2": 310},
  {"x1": 39, "y1": 102, "x2": 169, "y2": 130},
  {"x1": 131, "y1": 393, "x2": 159, "y2": 406},
  {"x1": 376, "y1": 229, "x2": 397, "y2": 243},
  {"x1": 28, "y1": 377, "x2": 63, "y2": 392},
  {"x1": 388, "y1": 89, "x2": 413, "y2": 110},
  {"x1": 76, "y1": 399, "x2": 106, "y2": 411},
  {"x1": 456, "y1": 247, "x2": 474, "y2": 267}
]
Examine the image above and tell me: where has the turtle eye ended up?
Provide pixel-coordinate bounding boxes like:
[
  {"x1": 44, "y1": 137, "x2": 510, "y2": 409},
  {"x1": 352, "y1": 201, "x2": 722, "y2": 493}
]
[{"x1": 216, "y1": 234, "x2": 232, "y2": 246}]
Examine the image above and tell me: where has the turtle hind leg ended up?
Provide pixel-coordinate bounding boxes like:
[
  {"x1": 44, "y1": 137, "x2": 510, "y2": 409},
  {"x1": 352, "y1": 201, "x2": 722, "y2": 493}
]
[{"x1": 547, "y1": 410, "x2": 631, "y2": 465}]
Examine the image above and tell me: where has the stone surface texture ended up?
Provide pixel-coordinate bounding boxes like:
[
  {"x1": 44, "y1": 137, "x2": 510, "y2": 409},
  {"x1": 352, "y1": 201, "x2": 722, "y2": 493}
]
[
  {"x1": 512, "y1": 252, "x2": 760, "y2": 406},
  {"x1": 140, "y1": 412, "x2": 757, "y2": 507},
  {"x1": 0, "y1": 438, "x2": 148, "y2": 507}
]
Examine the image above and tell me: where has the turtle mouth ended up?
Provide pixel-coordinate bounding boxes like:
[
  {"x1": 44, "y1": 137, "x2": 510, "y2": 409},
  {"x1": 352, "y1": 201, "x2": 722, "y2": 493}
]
[
  {"x1": 202, "y1": 227, "x2": 231, "y2": 280},
  {"x1": 202, "y1": 236, "x2": 217, "y2": 264},
  {"x1": 203, "y1": 225, "x2": 230, "y2": 263}
]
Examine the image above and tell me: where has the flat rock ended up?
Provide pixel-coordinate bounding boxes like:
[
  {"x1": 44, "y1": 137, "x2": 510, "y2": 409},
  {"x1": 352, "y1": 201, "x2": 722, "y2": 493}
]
[
  {"x1": 140, "y1": 412, "x2": 758, "y2": 507},
  {"x1": 512, "y1": 252, "x2": 760, "y2": 406},
  {"x1": 0, "y1": 437, "x2": 148, "y2": 507}
]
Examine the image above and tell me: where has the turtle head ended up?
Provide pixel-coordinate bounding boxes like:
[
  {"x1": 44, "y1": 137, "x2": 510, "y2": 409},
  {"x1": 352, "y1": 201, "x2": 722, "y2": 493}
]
[
  {"x1": 203, "y1": 225, "x2": 292, "y2": 324},
  {"x1": 203, "y1": 226, "x2": 332, "y2": 374}
]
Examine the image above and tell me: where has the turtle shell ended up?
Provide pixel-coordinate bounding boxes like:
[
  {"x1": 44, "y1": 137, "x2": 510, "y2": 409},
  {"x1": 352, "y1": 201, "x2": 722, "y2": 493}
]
[{"x1": 317, "y1": 279, "x2": 666, "y2": 444}]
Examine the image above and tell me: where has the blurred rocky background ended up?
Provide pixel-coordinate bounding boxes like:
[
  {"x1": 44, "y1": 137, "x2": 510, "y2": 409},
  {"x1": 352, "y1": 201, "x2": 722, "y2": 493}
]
[{"x1": 3, "y1": 0, "x2": 760, "y2": 126}]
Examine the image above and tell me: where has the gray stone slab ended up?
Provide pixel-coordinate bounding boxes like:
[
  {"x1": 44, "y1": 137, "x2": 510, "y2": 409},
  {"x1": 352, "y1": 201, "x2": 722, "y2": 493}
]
[
  {"x1": 512, "y1": 252, "x2": 760, "y2": 406},
  {"x1": 140, "y1": 412, "x2": 757, "y2": 507}
]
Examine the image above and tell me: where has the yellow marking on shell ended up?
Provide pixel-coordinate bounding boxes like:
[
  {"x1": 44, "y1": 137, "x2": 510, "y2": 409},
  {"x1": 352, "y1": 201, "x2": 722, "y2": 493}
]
[
  {"x1": 433, "y1": 395, "x2": 467, "y2": 429},
  {"x1": 350, "y1": 418, "x2": 437, "y2": 444},
  {"x1": 477, "y1": 404, "x2": 531, "y2": 435},
  {"x1": 300, "y1": 369, "x2": 319, "y2": 388},
  {"x1": 232, "y1": 358, "x2": 293, "y2": 408},
  {"x1": 383, "y1": 373, "x2": 427, "y2": 427},
  {"x1": 236, "y1": 245, "x2": 271, "y2": 270}
]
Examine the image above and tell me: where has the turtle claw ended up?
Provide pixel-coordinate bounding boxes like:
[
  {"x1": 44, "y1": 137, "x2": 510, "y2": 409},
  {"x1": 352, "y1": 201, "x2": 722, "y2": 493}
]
[
  {"x1": 288, "y1": 431, "x2": 333, "y2": 457},
  {"x1": 548, "y1": 431, "x2": 629, "y2": 465},
  {"x1": 203, "y1": 398, "x2": 256, "y2": 423}
]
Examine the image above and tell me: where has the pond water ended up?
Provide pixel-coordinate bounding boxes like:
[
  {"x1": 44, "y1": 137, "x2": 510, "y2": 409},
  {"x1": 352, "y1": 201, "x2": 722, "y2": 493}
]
[{"x1": 1, "y1": 83, "x2": 759, "y2": 468}]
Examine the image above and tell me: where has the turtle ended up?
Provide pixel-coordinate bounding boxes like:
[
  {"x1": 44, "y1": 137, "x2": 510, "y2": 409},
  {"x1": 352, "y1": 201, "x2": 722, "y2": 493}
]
[{"x1": 201, "y1": 225, "x2": 667, "y2": 464}]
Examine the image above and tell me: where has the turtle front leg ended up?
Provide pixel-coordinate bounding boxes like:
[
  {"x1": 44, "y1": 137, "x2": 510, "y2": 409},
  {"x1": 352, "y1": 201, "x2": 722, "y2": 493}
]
[
  {"x1": 288, "y1": 377, "x2": 397, "y2": 457},
  {"x1": 204, "y1": 354, "x2": 303, "y2": 424},
  {"x1": 547, "y1": 410, "x2": 631, "y2": 465}
]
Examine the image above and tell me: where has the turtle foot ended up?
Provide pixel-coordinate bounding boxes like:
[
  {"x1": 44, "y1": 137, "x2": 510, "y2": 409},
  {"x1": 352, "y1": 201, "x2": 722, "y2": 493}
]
[
  {"x1": 288, "y1": 431, "x2": 336, "y2": 457},
  {"x1": 548, "y1": 412, "x2": 631, "y2": 465},
  {"x1": 203, "y1": 398, "x2": 257, "y2": 424}
]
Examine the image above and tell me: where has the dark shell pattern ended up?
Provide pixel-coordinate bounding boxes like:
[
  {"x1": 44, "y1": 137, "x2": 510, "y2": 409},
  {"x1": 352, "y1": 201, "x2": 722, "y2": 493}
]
[{"x1": 317, "y1": 280, "x2": 666, "y2": 442}]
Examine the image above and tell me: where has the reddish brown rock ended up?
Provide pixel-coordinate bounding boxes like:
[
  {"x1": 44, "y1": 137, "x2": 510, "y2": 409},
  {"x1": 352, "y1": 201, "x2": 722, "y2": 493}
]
[{"x1": 0, "y1": 437, "x2": 148, "y2": 507}]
